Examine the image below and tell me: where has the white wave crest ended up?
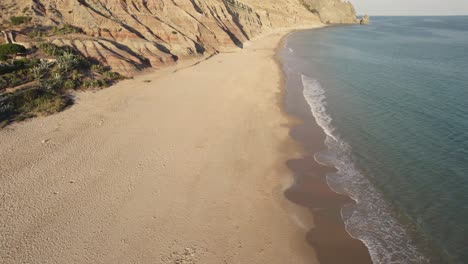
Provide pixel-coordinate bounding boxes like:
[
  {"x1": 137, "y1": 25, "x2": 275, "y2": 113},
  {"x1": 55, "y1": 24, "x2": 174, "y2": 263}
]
[
  {"x1": 301, "y1": 75, "x2": 338, "y2": 142},
  {"x1": 301, "y1": 75, "x2": 429, "y2": 264}
]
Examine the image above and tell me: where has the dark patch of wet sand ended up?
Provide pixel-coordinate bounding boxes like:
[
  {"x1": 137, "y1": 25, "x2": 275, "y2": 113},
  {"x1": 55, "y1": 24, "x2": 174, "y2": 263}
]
[{"x1": 280, "y1": 44, "x2": 373, "y2": 264}]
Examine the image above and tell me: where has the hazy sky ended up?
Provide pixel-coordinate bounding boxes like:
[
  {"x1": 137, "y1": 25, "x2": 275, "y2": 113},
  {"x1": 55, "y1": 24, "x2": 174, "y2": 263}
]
[{"x1": 350, "y1": 0, "x2": 468, "y2": 16}]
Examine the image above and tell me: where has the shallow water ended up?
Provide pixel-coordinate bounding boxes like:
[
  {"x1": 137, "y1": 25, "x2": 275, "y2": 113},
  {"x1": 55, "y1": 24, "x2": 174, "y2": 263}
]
[{"x1": 282, "y1": 17, "x2": 468, "y2": 263}]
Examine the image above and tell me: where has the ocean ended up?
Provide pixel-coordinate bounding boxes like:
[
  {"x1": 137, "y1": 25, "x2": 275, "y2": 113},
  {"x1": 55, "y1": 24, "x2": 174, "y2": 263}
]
[{"x1": 281, "y1": 17, "x2": 468, "y2": 263}]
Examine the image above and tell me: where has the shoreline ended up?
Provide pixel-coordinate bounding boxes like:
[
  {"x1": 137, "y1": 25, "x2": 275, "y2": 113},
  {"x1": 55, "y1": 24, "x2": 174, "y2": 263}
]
[
  {"x1": 0, "y1": 28, "x2": 320, "y2": 264},
  {"x1": 277, "y1": 30, "x2": 373, "y2": 263}
]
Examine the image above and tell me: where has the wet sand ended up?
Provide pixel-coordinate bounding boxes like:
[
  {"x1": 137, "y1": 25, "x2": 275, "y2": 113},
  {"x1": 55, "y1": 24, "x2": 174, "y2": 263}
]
[{"x1": 278, "y1": 32, "x2": 373, "y2": 264}]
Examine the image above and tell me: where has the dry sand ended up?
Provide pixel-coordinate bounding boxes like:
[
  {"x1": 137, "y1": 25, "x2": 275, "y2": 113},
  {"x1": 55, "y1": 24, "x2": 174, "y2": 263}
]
[{"x1": 0, "y1": 28, "x2": 322, "y2": 264}]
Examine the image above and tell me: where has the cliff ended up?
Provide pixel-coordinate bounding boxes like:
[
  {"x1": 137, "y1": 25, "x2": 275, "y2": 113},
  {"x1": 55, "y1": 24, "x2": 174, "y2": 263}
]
[
  {"x1": 0, "y1": 0, "x2": 358, "y2": 75},
  {"x1": 301, "y1": 0, "x2": 358, "y2": 24}
]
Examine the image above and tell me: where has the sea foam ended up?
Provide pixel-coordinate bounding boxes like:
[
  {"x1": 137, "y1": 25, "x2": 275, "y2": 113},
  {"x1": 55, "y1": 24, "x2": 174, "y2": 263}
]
[{"x1": 301, "y1": 75, "x2": 428, "y2": 264}]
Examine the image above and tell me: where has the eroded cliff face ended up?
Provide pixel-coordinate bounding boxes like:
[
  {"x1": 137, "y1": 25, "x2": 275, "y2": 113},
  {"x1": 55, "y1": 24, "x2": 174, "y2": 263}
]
[
  {"x1": 301, "y1": 0, "x2": 357, "y2": 24},
  {"x1": 0, "y1": 0, "x2": 357, "y2": 75}
]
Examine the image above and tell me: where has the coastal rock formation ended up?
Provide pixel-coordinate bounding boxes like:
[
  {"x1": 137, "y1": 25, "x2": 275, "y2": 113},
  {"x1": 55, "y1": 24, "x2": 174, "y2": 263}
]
[
  {"x1": 301, "y1": 0, "x2": 358, "y2": 24},
  {"x1": 0, "y1": 0, "x2": 358, "y2": 75},
  {"x1": 360, "y1": 15, "x2": 370, "y2": 25}
]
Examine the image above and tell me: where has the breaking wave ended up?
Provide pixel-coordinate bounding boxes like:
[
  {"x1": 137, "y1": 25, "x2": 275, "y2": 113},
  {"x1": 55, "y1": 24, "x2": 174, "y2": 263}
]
[{"x1": 301, "y1": 75, "x2": 428, "y2": 264}]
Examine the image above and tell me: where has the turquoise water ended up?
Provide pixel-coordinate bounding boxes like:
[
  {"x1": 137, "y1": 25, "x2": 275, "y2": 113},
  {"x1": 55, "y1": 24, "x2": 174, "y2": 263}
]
[{"x1": 282, "y1": 17, "x2": 468, "y2": 263}]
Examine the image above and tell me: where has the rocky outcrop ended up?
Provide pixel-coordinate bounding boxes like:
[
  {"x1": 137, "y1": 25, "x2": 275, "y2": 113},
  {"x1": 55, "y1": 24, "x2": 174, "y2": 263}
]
[
  {"x1": 0, "y1": 0, "x2": 358, "y2": 75},
  {"x1": 359, "y1": 15, "x2": 370, "y2": 25}
]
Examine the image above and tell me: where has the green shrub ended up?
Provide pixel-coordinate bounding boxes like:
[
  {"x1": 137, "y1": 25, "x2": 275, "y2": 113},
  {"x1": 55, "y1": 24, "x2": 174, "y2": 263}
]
[
  {"x1": 82, "y1": 79, "x2": 103, "y2": 88},
  {"x1": 90, "y1": 64, "x2": 107, "y2": 73},
  {"x1": 0, "y1": 77, "x2": 7, "y2": 90},
  {"x1": 0, "y1": 63, "x2": 23, "y2": 75},
  {"x1": 0, "y1": 44, "x2": 27, "y2": 56},
  {"x1": 20, "y1": 90, "x2": 67, "y2": 115},
  {"x1": 0, "y1": 100, "x2": 13, "y2": 114},
  {"x1": 70, "y1": 70, "x2": 83, "y2": 81},
  {"x1": 30, "y1": 60, "x2": 52, "y2": 81},
  {"x1": 9, "y1": 75, "x2": 24, "y2": 87},
  {"x1": 38, "y1": 43, "x2": 88, "y2": 69},
  {"x1": 28, "y1": 28, "x2": 46, "y2": 38},
  {"x1": 0, "y1": 88, "x2": 70, "y2": 125},
  {"x1": 0, "y1": 70, "x2": 33, "y2": 89},
  {"x1": 102, "y1": 71, "x2": 121, "y2": 80},
  {"x1": 38, "y1": 43, "x2": 75, "y2": 57},
  {"x1": 28, "y1": 58, "x2": 40, "y2": 67},
  {"x1": 39, "y1": 78, "x2": 64, "y2": 91},
  {"x1": 52, "y1": 24, "x2": 83, "y2": 35},
  {"x1": 56, "y1": 52, "x2": 81, "y2": 73},
  {"x1": 63, "y1": 79, "x2": 78, "y2": 90},
  {"x1": 37, "y1": 42, "x2": 64, "y2": 57},
  {"x1": 0, "y1": 39, "x2": 125, "y2": 126},
  {"x1": 10, "y1": 16, "x2": 32, "y2": 25}
]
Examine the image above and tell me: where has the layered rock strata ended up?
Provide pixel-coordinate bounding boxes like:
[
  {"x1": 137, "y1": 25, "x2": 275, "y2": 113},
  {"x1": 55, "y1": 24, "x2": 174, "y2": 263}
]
[{"x1": 0, "y1": 0, "x2": 358, "y2": 75}]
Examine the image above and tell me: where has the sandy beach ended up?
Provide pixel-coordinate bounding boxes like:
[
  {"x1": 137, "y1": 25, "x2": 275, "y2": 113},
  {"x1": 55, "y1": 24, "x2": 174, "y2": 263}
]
[{"x1": 0, "y1": 29, "x2": 322, "y2": 264}]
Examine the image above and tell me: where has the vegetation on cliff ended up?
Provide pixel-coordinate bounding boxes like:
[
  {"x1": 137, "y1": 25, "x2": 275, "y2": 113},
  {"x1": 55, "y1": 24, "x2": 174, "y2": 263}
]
[
  {"x1": 0, "y1": 0, "x2": 359, "y2": 126},
  {"x1": 0, "y1": 0, "x2": 327, "y2": 75},
  {"x1": 9, "y1": 16, "x2": 32, "y2": 25},
  {"x1": 0, "y1": 43, "x2": 27, "y2": 61},
  {"x1": 0, "y1": 42, "x2": 122, "y2": 127}
]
